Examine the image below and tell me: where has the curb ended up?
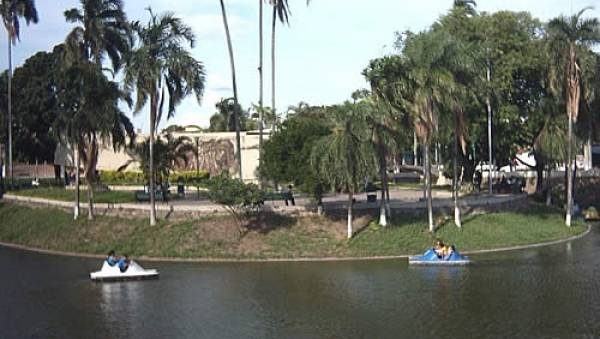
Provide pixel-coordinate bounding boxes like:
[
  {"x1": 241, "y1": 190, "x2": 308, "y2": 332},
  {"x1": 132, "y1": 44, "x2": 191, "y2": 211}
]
[{"x1": 0, "y1": 224, "x2": 591, "y2": 263}]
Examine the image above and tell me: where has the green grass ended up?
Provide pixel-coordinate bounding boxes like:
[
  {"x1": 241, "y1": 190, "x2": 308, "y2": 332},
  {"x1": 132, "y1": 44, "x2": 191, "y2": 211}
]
[
  {"x1": 0, "y1": 202, "x2": 588, "y2": 259},
  {"x1": 347, "y1": 204, "x2": 586, "y2": 256},
  {"x1": 8, "y1": 187, "x2": 137, "y2": 203}
]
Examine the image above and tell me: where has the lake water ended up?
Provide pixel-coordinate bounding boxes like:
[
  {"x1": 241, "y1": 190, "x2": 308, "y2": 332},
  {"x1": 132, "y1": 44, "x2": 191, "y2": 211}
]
[{"x1": 1, "y1": 226, "x2": 599, "y2": 338}]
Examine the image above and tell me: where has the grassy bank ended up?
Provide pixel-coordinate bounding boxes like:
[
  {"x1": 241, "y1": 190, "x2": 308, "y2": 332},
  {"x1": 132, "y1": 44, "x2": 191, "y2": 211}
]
[
  {"x1": 0, "y1": 202, "x2": 587, "y2": 259},
  {"x1": 8, "y1": 187, "x2": 137, "y2": 204}
]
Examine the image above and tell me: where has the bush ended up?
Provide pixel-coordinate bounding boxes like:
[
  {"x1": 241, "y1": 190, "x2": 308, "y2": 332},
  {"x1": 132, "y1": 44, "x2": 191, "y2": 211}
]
[
  {"x1": 206, "y1": 174, "x2": 266, "y2": 237},
  {"x1": 168, "y1": 170, "x2": 210, "y2": 186},
  {"x1": 99, "y1": 171, "x2": 146, "y2": 185}
]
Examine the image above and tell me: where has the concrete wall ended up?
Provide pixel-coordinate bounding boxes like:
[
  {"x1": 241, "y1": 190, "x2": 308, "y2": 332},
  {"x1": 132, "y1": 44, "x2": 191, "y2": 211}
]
[{"x1": 54, "y1": 130, "x2": 269, "y2": 183}]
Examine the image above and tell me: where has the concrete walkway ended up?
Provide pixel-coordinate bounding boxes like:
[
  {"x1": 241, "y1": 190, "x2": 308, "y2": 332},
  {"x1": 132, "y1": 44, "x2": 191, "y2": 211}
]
[{"x1": 2, "y1": 188, "x2": 527, "y2": 216}]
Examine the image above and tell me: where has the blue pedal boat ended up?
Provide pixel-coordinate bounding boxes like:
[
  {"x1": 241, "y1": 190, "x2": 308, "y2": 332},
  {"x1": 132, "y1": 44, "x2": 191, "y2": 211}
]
[{"x1": 409, "y1": 248, "x2": 471, "y2": 265}]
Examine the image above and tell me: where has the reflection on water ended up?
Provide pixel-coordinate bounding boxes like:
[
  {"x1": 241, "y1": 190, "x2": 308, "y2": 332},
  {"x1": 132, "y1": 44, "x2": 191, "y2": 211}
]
[{"x1": 1, "y1": 226, "x2": 600, "y2": 338}]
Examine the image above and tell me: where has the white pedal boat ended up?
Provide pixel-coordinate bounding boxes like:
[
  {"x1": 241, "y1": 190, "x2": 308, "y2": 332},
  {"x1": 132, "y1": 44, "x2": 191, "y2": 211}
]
[{"x1": 90, "y1": 260, "x2": 159, "y2": 281}]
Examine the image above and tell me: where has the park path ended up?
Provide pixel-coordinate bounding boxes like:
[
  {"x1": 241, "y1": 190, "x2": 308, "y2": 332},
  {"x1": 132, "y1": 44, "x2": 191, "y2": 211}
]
[{"x1": 2, "y1": 188, "x2": 527, "y2": 216}]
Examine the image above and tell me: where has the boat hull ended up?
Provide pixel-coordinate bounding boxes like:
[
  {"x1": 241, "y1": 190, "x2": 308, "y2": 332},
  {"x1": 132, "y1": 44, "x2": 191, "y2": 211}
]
[
  {"x1": 90, "y1": 260, "x2": 160, "y2": 281},
  {"x1": 408, "y1": 249, "x2": 471, "y2": 265}
]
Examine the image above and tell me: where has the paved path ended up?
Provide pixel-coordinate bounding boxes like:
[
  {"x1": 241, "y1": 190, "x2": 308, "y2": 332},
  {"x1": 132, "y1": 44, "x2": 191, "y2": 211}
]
[{"x1": 2, "y1": 188, "x2": 527, "y2": 216}]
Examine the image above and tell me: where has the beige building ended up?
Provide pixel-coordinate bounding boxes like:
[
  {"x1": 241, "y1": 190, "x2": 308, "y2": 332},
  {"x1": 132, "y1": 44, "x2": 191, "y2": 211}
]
[{"x1": 54, "y1": 126, "x2": 269, "y2": 183}]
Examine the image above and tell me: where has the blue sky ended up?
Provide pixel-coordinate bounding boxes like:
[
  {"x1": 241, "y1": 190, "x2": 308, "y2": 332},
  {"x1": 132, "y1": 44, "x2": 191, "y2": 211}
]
[{"x1": 0, "y1": 0, "x2": 597, "y2": 132}]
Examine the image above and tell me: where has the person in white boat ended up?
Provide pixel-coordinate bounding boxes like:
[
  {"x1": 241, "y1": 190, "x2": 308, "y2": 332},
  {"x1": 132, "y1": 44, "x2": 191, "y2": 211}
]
[
  {"x1": 117, "y1": 254, "x2": 131, "y2": 273},
  {"x1": 106, "y1": 250, "x2": 118, "y2": 266}
]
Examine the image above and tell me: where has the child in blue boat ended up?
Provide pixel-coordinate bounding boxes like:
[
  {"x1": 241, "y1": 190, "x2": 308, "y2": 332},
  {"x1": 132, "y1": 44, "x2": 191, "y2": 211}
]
[
  {"x1": 117, "y1": 255, "x2": 131, "y2": 273},
  {"x1": 106, "y1": 250, "x2": 118, "y2": 266},
  {"x1": 434, "y1": 240, "x2": 454, "y2": 260}
]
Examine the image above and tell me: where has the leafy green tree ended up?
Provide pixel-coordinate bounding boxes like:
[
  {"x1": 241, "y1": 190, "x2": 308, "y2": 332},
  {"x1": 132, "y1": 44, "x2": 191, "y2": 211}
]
[
  {"x1": 206, "y1": 173, "x2": 266, "y2": 238},
  {"x1": 260, "y1": 106, "x2": 330, "y2": 213},
  {"x1": 1, "y1": 0, "x2": 38, "y2": 182},
  {"x1": 311, "y1": 103, "x2": 376, "y2": 239},
  {"x1": 63, "y1": 0, "x2": 131, "y2": 220},
  {"x1": 124, "y1": 8, "x2": 205, "y2": 226},
  {"x1": 547, "y1": 7, "x2": 600, "y2": 226},
  {"x1": 0, "y1": 49, "x2": 59, "y2": 163}
]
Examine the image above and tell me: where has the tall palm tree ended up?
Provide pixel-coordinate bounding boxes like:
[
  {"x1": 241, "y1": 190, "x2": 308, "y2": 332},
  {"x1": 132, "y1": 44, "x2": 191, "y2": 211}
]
[
  {"x1": 219, "y1": 0, "x2": 242, "y2": 179},
  {"x1": 124, "y1": 8, "x2": 205, "y2": 226},
  {"x1": 267, "y1": 0, "x2": 311, "y2": 130},
  {"x1": 404, "y1": 30, "x2": 454, "y2": 232},
  {"x1": 0, "y1": 0, "x2": 38, "y2": 184},
  {"x1": 54, "y1": 60, "x2": 135, "y2": 220},
  {"x1": 547, "y1": 7, "x2": 600, "y2": 227},
  {"x1": 363, "y1": 55, "x2": 415, "y2": 226},
  {"x1": 311, "y1": 103, "x2": 375, "y2": 239},
  {"x1": 63, "y1": 0, "x2": 130, "y2": 220},
  {"x1": 258, "y1": 0, "x2": 264, "y2": 186}
]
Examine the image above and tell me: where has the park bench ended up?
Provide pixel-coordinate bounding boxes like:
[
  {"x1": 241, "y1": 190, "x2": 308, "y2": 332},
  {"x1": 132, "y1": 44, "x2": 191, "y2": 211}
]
[
  {"x1": 135, "y1": 190, "x2": 169, "y2": 202},
  {"x1": 264, "y1": 192, "x2": 287, "y2": 201}
]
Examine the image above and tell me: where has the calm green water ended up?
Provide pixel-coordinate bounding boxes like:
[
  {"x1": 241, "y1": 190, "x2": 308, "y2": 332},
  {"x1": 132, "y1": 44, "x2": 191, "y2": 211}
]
[{"x1": 1, "y1": 227, "x2": 599, "y2": 339}]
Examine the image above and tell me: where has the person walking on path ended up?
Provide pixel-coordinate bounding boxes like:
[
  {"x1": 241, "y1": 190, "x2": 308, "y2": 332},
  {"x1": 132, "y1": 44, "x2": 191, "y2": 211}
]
[{"x1": 284, "y1": 185, "x2": 295, "y2": 206}]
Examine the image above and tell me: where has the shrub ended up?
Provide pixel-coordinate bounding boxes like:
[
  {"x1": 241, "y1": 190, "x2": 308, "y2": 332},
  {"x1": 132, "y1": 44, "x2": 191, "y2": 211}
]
[{"x1": 206, "y1": 173, "x2": 266, "y2": 237}]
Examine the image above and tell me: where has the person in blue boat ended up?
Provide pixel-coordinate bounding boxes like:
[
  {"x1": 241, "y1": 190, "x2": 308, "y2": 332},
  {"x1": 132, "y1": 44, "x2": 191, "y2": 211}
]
[
  {"x1": 118, "y1": 255, "x2": 131, "y2": 273},
  {"x1": 434, "y1": 240, "x2": 455, "y2": 260},
  {"x1": 106, "y1": 250, "x2": 118, "y2": 266}
]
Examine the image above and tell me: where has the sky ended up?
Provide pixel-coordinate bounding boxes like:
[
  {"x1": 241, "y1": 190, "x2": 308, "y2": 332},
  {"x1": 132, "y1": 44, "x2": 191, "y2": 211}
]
[{"x1": 0, "y1": 0, "x2": 598, "y2": 132}]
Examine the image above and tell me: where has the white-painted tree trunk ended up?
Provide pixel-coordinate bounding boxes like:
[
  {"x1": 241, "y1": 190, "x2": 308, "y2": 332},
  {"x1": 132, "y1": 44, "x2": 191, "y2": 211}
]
[
  {"x1": 565, "y1": 116, "x2": 573, "y2": 227},
  {"x1": 454, "y1": 206, "x2": 461, "y2": 228},
  {"x1": 424, "y1": 143, "x2": 434, "y2": 233},
  {"x1": 73, "y1": 146, "x2": 80, "y2": 220},
  {"x1": 347, "y1": 191, "x2": 353, "y2": 239}
]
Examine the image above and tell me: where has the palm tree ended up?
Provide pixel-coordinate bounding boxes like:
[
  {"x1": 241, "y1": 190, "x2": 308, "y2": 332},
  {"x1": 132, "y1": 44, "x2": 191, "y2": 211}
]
[
  {"x1": 0, "y1": 0, "x2": 38, "y2": 184},
  {"x1": 363, "y1": 55, "x2": 415, "y2": 226},
  {"x1": 267, "y1": 0, "x2": 311, "y2": 130},
  {"x1": 403, "y1": 30, "x2": 455, "y2": 232},
  {"x1": 63, "y1": 0, "x2": 130, "y2": 220},
  {"x1": 54, "y1": 61, "x2": 135, "y2": 220},
  {"x1": 219, "y1": 0, "x2": 242, "y2": 180},
  {"x1": 311, "y1": 103, "x2": 375, "y2": 239},
  {"x1": 124, "y1": 8, "x2": 205, "y2": 226},
  {"x1": 119, "y1": 134, "x2": 194, "y2": 184},
  {"x1": 258, "y1": 0, "x2": 265, "y2": 185},
  {"x1": 547, "y1": 7, "x2": 600, "y2": 226}
]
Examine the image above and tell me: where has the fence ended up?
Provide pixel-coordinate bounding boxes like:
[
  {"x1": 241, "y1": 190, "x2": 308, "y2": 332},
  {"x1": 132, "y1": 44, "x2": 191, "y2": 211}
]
[{"x1": 11, "y1": 163, "x2": 56, "y2": 179}]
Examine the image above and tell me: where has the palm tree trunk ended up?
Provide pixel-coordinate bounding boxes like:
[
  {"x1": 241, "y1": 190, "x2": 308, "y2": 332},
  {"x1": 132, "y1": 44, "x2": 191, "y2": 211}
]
[
  {"x1": 453, "y1": 114, "x2": 461, "y2": 228},
  {"x1": 413, "y1": 131, "x2": 418, "y2": 166},
  {"x1": 7, "y1": 35, "x2": 13, "y2": 184},
  {"x1": 486, "y1": 63, "x2": 493, "y2": 195},
  {"x1": 377, "y1": 132, "x2": 387, "y2": 226},
  {"x1": 74, "y1": 145, "x2": 80, "y2": 220},
  {"x1": 424, "y1": 142, "x2": 434, "y2": 232},
  {"x1": 149, "y1": 95, "x2": 157, "y2": 226},
  {"x1": 347, "y1": 189, "x2": 353, "y2": 239},
  {"x1": 385, "y1": 182, "x2": 391, "y2": 218},
  {"x1": 85, "y1": 138, "x2": 97, "y2": 221},
  {"x1": 219, "y1": 0, "x2": 243, "y2": 180},
  {"x1": 566, "y1": 116, "x2": 573, "y2": 227},
  {"x1": 271, "y1": 6, "x2": 277, "y2": 132},
  {"x1": 258, "y1": 0, "x2": 264, "y2": 187},
  {"x1": 545, "y1": 165, "x2": 552, "y2": 206}
]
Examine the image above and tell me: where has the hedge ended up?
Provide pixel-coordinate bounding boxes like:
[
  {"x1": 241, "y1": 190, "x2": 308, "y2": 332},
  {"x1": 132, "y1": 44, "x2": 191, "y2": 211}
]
[{"x1": 99, "y1": 170, "x2": 209, "y2": 185}]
